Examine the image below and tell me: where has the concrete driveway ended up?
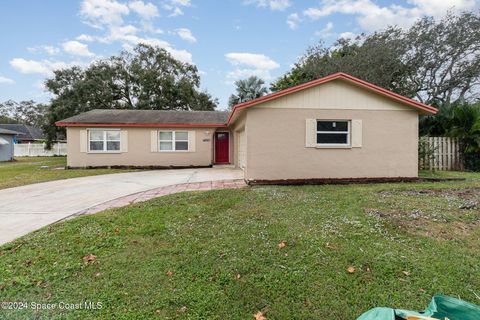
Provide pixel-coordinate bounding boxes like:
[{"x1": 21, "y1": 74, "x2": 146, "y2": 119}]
[{"x1": 0, "y1": 168, "x2": 244, "y2": 245}]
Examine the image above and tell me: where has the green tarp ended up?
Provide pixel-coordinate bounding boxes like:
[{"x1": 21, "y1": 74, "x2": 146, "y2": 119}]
[{"x1": 357, "y1": 295, "x2": 480, "y2": 320}]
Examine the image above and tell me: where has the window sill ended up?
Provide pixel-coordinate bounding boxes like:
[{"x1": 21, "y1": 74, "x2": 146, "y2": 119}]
[
  {"x1": 314, "y1": 145, "x2": 352, "y2": 149},
  {"x1": 87, "y1": 151, "x2": 123, "y2": 154},
  {"x1": 158, "y1": 150, "x2": 190, "y2": 153}
]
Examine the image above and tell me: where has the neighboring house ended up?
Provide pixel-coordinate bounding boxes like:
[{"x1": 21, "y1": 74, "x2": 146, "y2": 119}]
[
  {"x1": 0, "y1": 124, "x2": 45, "y2": 143},
  {"x1": 56, "y1": 72, "x2": 437, "y2": 183},
  {"x1": 0, "y1": 128, "x2": 21, "y2": 161}
]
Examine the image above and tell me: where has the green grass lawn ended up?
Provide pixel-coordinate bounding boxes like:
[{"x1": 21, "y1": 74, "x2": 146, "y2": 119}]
[
  {"x1": 0, "y1": 172, "x2": 479, "y2": 319},
  {"x1": 0, "y1": 157, "x2": 133, "y2": 190}
]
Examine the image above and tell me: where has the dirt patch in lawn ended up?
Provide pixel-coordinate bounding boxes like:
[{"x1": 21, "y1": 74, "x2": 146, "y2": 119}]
[
  {"x1": 366, "y1": 208, "x2": 480, "y2": 241},
  {"x1": 367, "y1": 187, "x2": 480, "y2": 240},
  {"x1": 400, "y1": 187, "x2": 480, "y2": 207}
]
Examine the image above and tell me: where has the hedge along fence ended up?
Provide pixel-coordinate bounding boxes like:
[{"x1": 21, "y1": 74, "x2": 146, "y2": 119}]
[
  {"x1": 419, "y1": 136, "x2": 463, "y2": 171},
  {"x1": 14, "y1": 143, "x2": 67, "y2": 157}
]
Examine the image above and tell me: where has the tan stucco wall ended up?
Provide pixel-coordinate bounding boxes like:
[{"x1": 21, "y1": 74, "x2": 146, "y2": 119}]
[
  {"x1": 66, "y1": 127, "x2": 217, "y2": 167},
  {"x1": 245, "y1": 108, "x2": 419, "y2": 180},
  {"x1": 230, "y1": 111, "x2": 246, "y2": 169},
  {"x1": 241, "y1": 79, "x2": 420, "y2": 181}
]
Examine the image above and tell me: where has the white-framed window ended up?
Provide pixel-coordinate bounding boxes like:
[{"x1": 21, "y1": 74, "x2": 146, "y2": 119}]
[
  {"x1": 316, "y1": 120, "x2": 350, "y2": 146},
  {"x1": 88, "y1": 129, "x2": 121, "y2": 152},
  {"x1": 159, "y1": 131, "x2": 189, "y2": 151}
]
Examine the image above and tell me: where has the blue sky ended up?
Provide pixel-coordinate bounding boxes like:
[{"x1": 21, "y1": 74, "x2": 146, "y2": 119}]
[{"x1": 0, "y1": 0, "x2": 477, "y2": 110}]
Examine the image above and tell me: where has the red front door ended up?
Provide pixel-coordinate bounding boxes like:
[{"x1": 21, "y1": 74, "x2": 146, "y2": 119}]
[{"x1": 215, "y1": 132, "x2": 229, "y2": 163}]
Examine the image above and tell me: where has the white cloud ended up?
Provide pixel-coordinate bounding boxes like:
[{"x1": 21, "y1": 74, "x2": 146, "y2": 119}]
[
  {"x1": 338, "y1": 31, "x2": 357, "y2": 39},
  {"x1": 114, "y1": 33, "x2": 193, "y2": 63},
  {"x1": 79, "y1": 0, "x2": 194, "y2": 64},
  {"x1": 62, "y1": 41, "x2": 95, "y2": 57},
  {"x1": 165, "y1": 48, "x2": 193, "y2": 63},
  {"x1": 225, "y1": 52, "x2": 280, "y2": 80},
  {"x1": 27, "y1": 45, "x2": 60, "y2": 56},
  {"x1": 128, "y1": 0, "x2": 159, "y2": 20},
  {"x1": 78, "y1": 0, "x2": 193, "y2": 63},
  {"x1": 10, "y1": 59, "x2": 50, "y2": 75},
  {"x1": 0, "y1": 75, "x2": 14, "y2": 84},
  {"x1": 138, "y1": 38, "x2": 193, "y2": 63},
  {"x1": 287, "y1": 13, "x2": 301, "y2": 30},
  {"x1": 315, "y1": 21, "x2": 334, "y2": 37},
  {"x1": 162, "y1": 0, "x2": 191, "y2": 17},
  {"x1": 245, "y1": 0, "x2": 291, "y2": 11},
  {"x1": 76, "y1": 34, "x2": 95, "y2": 42},
  {"x1": 173, "y1": 28, "x2": 197, "y2": 43},
  {"x1": 10, "y1": 58, "x2": 81, "y2": 76},
  {"x1": 303, "y1": 0, "x2": 477, "y2": 31},
  {"x1": 170, "y1": 0, "x2": 191, "y2": 5},
  {"x1": 104, "y1": 24, "x2": 139, "y2": 42},
  {"x1": 169, "y1": 7, "x2": 184, "y2": 17},
  {"x1": 12, "y1": 0, "x2": 193, "y2": 72},
  {"x1": 226, "y1": 53, "x2": 280, "y2": 70},
  {"x1": 80, "y1": 0, "x2": 130, "y2": 28}
]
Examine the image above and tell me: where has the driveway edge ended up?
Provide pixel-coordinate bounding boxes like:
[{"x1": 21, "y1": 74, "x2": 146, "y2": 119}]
[{"x1": 68, "y1": 179, "x2": 247, "y2": 219}]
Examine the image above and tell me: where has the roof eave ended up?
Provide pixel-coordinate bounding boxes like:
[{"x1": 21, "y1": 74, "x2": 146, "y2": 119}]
[{"x1": 55, "y1": 121, "x2": 227, "y2": 128}]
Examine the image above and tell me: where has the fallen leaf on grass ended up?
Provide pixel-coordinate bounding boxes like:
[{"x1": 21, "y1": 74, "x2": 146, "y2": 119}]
[
  {"x1": 95, "y1": 272, "x2": 101, "y2": 277},
  {"x1": 114, "y1": 228, "x2": 120, "y2": 235},
  {"x1": 82, "y1": 254, "x2": 97, "y2": 265},
  {"x1": 166, "y1": 271, "x2": 173, "y2": 277},
  {"x1": 403, "y1": 271, "x2": 411, "y2": 276},
  {"x1": 44, "y1": 292, "x2": 52, "y2": 300},
  {"x1": 278, "y1": 241, "x2": 286, "y2": 249},
  {"x1": 254, "y1": 311, "x2": 266, "y2": 320},
  {"x1": 178, "y1": 306, "x2": 187, "y2": 313},
  {"x1": 325, "y1": 242, "x2": 335, "y2": 249},
  {"x1": 284, "y1": 253, "x2": 288, "y2": 257},
  {"x1": 347, "y1": 266, "x2": 356, "y2": 274},
  {"x1": 235, "y1": 273, "x2": 241, "y2": 280}
]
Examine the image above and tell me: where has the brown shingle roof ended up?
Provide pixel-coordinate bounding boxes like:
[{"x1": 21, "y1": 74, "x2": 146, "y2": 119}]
[{"x1": 57, "y1": 109, "x2": 229, "y2": 126}]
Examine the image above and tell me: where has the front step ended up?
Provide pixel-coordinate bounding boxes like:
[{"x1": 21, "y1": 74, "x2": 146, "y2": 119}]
[{"x1": 212, "y1": 164, "x2": 235, "y2": 168}]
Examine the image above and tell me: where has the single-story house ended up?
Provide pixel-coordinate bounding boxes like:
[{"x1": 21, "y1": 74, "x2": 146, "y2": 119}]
[
  {"x1": 0, "y1": 128, "x2": 21, "y2": 161},
  {"x1": 56, "y1": 72, "x2": 437, "y2": 183},
  {"x1": 0, "y1": 124, "x2": 45, "y2": 143}
]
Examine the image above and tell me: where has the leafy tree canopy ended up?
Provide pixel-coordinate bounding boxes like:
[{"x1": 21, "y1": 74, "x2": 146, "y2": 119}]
[
  {"x1": 0, "y1": 100, "x2": 47, "y2": 127},
  {"x1": 44, "y1": 44, "x2": 218, "y2": 146},
  {"x1": 228, "y1": 76, "x2": 268, "y2": 109},
  {"x1": 271, "y1": 12, "x2": 480, "y2": 107}
]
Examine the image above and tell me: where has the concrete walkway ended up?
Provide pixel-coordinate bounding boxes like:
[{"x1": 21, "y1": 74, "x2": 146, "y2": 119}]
[{"x1": 0, "y1": 168, "x2": 245, "y2": 245}]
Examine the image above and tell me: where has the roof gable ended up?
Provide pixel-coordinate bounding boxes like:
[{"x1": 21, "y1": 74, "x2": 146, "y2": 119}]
[{"x1": 227, "y1": 72, "x2": 437, "y2": 125}]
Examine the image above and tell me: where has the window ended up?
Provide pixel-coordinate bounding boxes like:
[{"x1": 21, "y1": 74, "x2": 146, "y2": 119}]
[
  {"x1": 159, "y1": 131, "x2": 189, "y2": 151},
  {"x1": 316, "y1": 120, "x2": 350, "y2": 146},
  {"x1": 89, "y1": 130, "x2": 121, "y2": 152}
]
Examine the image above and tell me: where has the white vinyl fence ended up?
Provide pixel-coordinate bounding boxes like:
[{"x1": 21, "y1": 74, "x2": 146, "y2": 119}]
[
  {"x1": 419, "y1": 136, "x2": 463, "y2": 171},
  {"x1": 14, "y1": 143, "x2": 67, "y2": 157}
]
